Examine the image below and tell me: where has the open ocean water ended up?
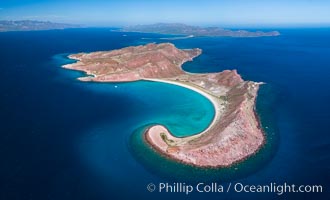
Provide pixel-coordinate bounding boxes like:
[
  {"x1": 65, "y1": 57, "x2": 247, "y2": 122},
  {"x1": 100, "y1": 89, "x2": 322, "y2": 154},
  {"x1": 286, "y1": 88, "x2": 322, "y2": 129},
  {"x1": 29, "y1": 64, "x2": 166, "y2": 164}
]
[{"x1": 0, "y1": 28, "x2": 329, "y2": 199}]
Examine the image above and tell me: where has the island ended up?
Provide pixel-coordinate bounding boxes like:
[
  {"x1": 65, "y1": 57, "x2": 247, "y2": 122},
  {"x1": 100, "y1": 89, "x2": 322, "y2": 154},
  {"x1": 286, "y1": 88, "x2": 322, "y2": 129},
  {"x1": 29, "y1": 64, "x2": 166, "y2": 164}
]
[
  {"x1": 0, "y1": 20, "x2": 80, "y2": 32},
  {"x1": 63, "y1": 43, "x2": 265, "y2": 167},
  {"x1": 121, "y1": 23, "x2": 280, "y2": 37}
]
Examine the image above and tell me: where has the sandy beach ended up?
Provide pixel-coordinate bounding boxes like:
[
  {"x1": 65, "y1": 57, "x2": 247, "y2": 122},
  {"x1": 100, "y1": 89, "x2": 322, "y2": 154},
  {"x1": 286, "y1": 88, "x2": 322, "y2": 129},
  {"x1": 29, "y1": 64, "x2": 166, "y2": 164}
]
[
  {"x1": 144, "y1": 78, "x2": 222, "y2": 136},
  {"x1": 143, "y1": 77, "x2": 265, "y2": 167},
  {"x1": 62, "y1": 43, "x2": 265, "y2": 167}
]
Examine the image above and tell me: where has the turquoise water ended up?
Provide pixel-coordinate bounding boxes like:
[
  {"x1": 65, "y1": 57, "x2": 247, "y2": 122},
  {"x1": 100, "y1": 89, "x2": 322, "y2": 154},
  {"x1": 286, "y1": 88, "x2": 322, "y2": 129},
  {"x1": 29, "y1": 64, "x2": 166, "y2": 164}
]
[
  {"x1": 128, "y1": 83, "x2": 277, "y2": 182},
  {"x1": 56, "y1": 49, "x2": 275, "y2": 183},
  {"x1": 1, "y1": 28, "x2": 329, "y2": 199},
  {"x1": 53, "y1": 36, "x2": 276, "y2": 187},
  {"x1": 55, "y1": 54, "x2": 215, "y2": 137}
]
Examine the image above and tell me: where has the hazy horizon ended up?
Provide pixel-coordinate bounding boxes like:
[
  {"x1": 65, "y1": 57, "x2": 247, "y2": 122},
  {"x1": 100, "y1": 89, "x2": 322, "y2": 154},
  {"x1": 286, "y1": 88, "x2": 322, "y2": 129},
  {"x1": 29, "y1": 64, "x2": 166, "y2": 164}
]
[{"x1": 1, "y1": 0, "x2": 330, "y2": 28}]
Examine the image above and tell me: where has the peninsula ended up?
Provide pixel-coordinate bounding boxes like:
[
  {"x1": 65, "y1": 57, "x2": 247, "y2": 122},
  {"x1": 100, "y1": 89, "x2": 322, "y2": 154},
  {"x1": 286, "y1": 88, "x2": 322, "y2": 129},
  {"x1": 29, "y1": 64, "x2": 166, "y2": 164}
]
[
  {"x1": 121, "y1": 23, "x2": 280, "y2": 37},
  {"x1": 63, "y1": 43, "x2": 265, "y2": 167},
  {"x1": 0, "y1": 20, "x2": 80, "y2": 32}
]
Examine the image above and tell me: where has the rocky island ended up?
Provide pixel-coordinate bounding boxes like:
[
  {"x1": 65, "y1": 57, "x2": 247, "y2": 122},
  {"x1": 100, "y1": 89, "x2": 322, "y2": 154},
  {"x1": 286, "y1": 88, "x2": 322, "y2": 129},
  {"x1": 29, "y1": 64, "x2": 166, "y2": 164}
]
[
  {"x1": 0, "y1": 20, "x2": 80, "y2": 32},
  {"x1": 121, "y1": 23, "x2": 280, "y2": 37},
  {"x1": 63, "y1": 43, "x2": 265, "y2": 167}
]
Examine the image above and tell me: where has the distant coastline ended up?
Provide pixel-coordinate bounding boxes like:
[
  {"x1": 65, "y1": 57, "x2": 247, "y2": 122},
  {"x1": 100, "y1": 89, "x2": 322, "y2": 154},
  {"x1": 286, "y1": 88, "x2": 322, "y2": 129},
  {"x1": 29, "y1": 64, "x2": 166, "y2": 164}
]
[
  {"x1": 0, "y1": 20, "x2": 80, "y2": 32},
  {"x1": 121, "y1": 23, "x2": 280, "y2": 37}
]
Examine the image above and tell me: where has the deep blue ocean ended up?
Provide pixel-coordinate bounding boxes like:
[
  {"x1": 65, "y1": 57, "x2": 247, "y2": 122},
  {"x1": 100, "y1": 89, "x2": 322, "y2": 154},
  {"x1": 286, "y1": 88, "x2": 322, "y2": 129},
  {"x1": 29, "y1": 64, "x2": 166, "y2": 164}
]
[{"x1": 0, "y1": 28, "x2": 329, "y2": 199}]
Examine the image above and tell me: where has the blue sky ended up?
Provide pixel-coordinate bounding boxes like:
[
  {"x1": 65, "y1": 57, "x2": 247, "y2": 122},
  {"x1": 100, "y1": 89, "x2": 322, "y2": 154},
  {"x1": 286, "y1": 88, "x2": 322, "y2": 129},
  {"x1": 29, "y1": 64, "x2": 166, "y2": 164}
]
[{"x1": 0, "y1": 0, "x2": 330, "y2": 27}]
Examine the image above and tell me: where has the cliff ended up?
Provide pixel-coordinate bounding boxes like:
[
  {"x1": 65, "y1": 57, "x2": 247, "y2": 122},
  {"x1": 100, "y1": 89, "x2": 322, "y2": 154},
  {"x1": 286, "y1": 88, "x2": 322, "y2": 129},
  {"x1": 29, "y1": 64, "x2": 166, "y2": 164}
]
[{"x1": 63, "y1": 43, "x2": 265, "y2": 167}]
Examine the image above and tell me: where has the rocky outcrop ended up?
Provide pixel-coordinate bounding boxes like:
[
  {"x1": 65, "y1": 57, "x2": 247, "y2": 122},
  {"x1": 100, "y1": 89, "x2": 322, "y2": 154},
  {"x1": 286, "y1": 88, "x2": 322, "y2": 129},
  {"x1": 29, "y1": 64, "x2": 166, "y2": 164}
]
[
  {"x1": 63, "y1": 43, "x2": 265, "y2": 167},
  {"x1": 63, "y1": 43, "x2": 201, "y2": 81}
]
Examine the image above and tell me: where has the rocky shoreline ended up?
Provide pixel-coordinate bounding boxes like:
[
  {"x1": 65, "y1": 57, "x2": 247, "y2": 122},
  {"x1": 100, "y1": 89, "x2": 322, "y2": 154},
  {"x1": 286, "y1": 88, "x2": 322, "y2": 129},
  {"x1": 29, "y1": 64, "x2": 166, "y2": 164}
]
[
  {"x1": 143, "y1": 77, "x2": 264, "y2": 167},
  {"x1": 62, "y1": 43, "x2": 265, "y2": 167}
]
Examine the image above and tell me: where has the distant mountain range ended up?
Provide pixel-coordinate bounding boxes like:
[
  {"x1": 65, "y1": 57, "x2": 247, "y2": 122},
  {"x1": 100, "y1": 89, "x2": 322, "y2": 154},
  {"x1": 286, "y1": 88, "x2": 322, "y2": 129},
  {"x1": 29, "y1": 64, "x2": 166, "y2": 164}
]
[
  {"x1": 121, "y1": 23, "x2": 280, "y2": 37},
  {"x1": 0, "y1": 20, "x2": 80, "y2": 32},
  {"x1": 0, "y1": 21, "x2": 280, "y2": 37}
]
